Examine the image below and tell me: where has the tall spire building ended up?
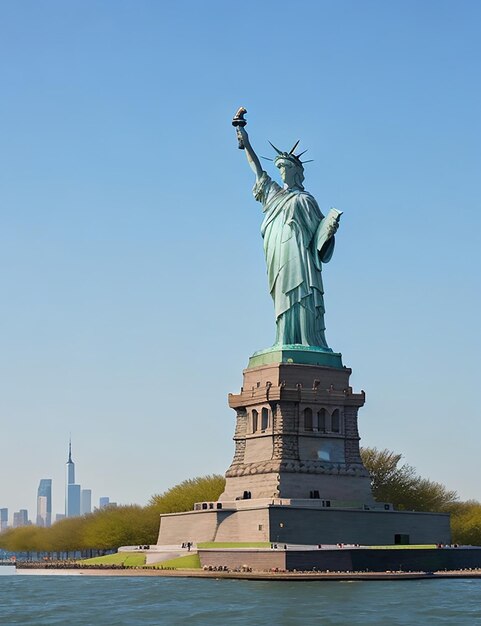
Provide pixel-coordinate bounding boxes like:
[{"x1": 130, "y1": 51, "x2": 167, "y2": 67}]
[
  {"x1": 66, "y1": 439, "x2": 75, "y2": 484},
  {"x1": 65, "y1": 439, "x2": 81, "y2": 517}
]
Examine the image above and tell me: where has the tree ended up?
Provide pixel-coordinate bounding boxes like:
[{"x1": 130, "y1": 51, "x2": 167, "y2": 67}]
[
  {"x1": 149, "y1": 474, "x2": 226, "y2": 514},
  {"x1": 47, "y1": 516, "x2": 87, "y2": 554},
  {"x1": 82, "y1": 505, "x2": 151, "y2": 550},
  {"x1": 449, "y1": 501, "x2": 481, "y2": 546},
  {"x1": 0, "y1": 474, "x2": 227, "y2": 555},
  {"x1": 361, "y1": 447, "x2": 458, "y2": 512}
]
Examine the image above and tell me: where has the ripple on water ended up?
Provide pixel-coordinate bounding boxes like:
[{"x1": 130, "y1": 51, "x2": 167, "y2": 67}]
[{"x1": 1, "y1": 574, "x2": 481, "y2": 625}]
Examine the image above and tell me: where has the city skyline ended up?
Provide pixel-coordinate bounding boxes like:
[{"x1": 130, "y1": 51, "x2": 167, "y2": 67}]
[
  {"x1": 1, "y1": 439, "x2": 111, "y2": 528},
  {"x1": 0, "y1": 1, "x2": 480, "y2": 515}
]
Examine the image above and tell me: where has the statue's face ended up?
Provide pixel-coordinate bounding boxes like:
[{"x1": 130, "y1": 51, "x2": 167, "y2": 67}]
[{"x1": 276, "y1": 159, "x2": 297, "y2": 187}]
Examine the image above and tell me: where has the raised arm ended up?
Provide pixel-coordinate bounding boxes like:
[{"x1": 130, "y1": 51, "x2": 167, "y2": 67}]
[
  {"x1": 232, "y1": 108, "x2": 263, "y2": 182},
  {"x1": 236, "y1": 126, "x2": 263, "y2": 181}
]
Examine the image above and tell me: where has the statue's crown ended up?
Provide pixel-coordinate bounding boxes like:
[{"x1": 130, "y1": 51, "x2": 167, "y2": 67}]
[{"x1": 263, "y1": 140, "x2": 313, "y2": 167}]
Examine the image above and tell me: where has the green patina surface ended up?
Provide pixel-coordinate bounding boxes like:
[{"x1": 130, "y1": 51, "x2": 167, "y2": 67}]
[
  {"x1": 236, "y1": 119, "x2": 342, "y2": 349},
  {"x1": 248, "y1": 345, "x2": 343, "y2": 369}
]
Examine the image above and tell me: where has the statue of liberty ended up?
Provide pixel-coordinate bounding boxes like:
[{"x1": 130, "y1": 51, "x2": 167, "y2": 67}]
[{"x1": 233, "y1": 108, "x2": 341, "y2": 350}]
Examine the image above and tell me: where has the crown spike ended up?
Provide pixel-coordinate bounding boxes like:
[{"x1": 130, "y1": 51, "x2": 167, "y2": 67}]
[
  {"x1": 268, "y1": 141, "x2": 283, "y2": 155},
  {"x1": 260, "y1": 156, "x2": 274, "y2": 161},
  {"x1": 297, "y1": 149, "x2": 308, "y2": 158},
  {"x1": 289, "y1": 140, "x2": 300, "y2": 155}
]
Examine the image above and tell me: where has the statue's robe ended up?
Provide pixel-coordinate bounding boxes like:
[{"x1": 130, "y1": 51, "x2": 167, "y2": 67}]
[{"x1": 253, "y1": 172, "x2": 334, "y2": 348}]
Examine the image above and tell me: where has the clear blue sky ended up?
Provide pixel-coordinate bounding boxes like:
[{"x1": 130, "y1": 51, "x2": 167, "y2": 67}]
[{"x1": 1, "y1": 0, "x2": 480, "y2": 521}]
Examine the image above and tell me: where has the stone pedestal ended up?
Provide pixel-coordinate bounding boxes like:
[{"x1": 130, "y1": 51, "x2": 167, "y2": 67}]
[
  {"x1": 157, "y1": 500, "x2": 451, "y2": 546},
  {"x1": 156, "y1": 349, "x2": 452, "y2": 549},
  {"x1": 220, "y1": 355, "x2": 375, "y2": 506}
]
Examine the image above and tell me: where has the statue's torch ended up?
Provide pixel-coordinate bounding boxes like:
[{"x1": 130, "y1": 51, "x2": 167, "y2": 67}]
[{"x1": 232, "y1": 107, "x2": 247, "y2": 149}]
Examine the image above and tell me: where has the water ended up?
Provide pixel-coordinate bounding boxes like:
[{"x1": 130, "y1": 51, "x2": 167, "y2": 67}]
[{"x1": 1, "y1": 567, "x2": 481, "y2": 625}]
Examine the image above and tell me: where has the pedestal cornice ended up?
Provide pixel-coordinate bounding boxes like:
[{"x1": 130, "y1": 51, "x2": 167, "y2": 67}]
[
  {"x1": 229, "y1": 385, "x2": 365, "y2": 409},
  {"x1": 248, "y1": 344, "x2": 343, "y2": 369}
]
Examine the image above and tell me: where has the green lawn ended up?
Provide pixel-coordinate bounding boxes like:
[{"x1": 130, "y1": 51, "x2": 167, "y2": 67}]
[
  {"x1": 197, "y1": 542, "x2": 271, "y2": 549},
  {"x1": 198, "y1": 543, "x2": 437, "y2": 550},
  {"x1": 78, "y1": 551, "x2": 201, "y2": 569},
  {"x1": 197, "y1": 541, "x2": 436, "y2": 550},
  {"x1": 79, "y1": 553, "x2": 146, "y2": 566},
  {"x1": 367, "y1": 545, "x2": 437, "y2": 550},
  {"x1": 152, "y1": 553, "x2": 201, "y2": 569},
  {"x1": 76, "y1": 544, "x2": 436, "y2": 569}
]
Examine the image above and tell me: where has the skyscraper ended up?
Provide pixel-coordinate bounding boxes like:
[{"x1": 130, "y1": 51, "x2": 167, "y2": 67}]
[
  {"x1": 80, "y1": 489, "x2": 92, "y2": 515},
  {"x1": 67, "y1": 484, "x2": 81, "y2": 516},
  {"x1": 13, "y1": 510, "x2": 29, "y2": 527},
  {"x1": 36, "y1": 479, "x2": 52, "y2": 527},
  {"x1": 0, "y1": 508, "x2": 8, "y2": 532},
  {"x1": 65, "y1": 439, "x2": 81, "y2": 517},
  {"x1": 98, "y1": 497, "x2": 110, "y2": 509},
  {"x1": 66, "y1": 438, "x2": 75, "y2": 485}
]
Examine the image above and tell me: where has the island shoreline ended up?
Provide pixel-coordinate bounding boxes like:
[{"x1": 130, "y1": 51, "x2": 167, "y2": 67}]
[{"x1": 14, "y1": 566, "x2": 481, "y2": 581}]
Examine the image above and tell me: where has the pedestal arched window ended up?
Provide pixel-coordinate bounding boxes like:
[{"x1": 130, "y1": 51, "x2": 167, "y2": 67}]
[
  {"x1": 252, "y1": 410, "x2": 258, "y2": 433},
  {"x1": 261, "y1": 407, "x2": 269, "y2": 431},
  {"x1": 331, "y1": 409, "x2": 340, "y2": 433},
  {"x1": 304, "y1": 407, "x2": 313, "y2": 431},
  {"x1": 318, "y1": 408, "x2": 327, "y2": 433}
]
